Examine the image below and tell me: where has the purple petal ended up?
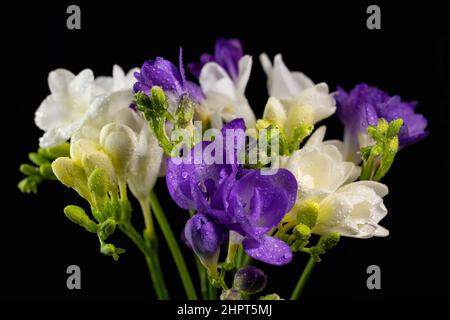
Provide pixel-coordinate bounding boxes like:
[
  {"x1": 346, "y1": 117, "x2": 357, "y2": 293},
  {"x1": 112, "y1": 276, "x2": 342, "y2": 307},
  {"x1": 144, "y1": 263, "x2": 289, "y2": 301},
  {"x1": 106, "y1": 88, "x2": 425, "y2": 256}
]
[
  {"x1": 179, "y1": 47, "x2": 186, "y2": 86},
  {"x1": 243, "y1": 235, "x2": 292, "y2": 265},
  {"x1": 214, "y1": 38, "x2": 243, "y2": 80},
  {"x1": 137, "y1": 58, "x2": 184, "y2": 97},
  {"x1": 185, "y1": 80, "x2": 205, "y2": 103},
  {"x1": 335, "y1": 83, "x2": 428, "y2": 148},
  {"x1": 185, "y1": 213, "x2": 224, "y2": 258},
  {"x1": 228, "y1": 169, "x2": 298, "y2": 237}
]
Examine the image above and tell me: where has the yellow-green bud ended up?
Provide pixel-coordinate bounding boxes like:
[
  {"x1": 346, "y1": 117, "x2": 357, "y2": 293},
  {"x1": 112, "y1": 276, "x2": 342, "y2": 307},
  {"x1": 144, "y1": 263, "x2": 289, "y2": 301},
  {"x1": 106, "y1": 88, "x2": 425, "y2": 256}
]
[
  {"x1": 45, "y1": 142, "x2": 70, "y2": 158},
  {"x1": 88, "y1": 168, "x2": 109, "y2": 199},
  {"x1": 317, "y1": 232, "x2": 340, "y2": 251},
  {"x1": 259, "y1": 293, "x2": 283, "y2": 300},
  {"x1": 151, "y1": 85, "x2": 167, "y2": 108},
  {"x1": 294, "y1": 224, "x2": 311, "y2": 241},
  {"x1": 20, "y1": 164, "x2": 39, "y2": 176},
  {"x1": 98, "y1": 218, "x2": 116, "y2": 240},
  {"x1": 296, "y1": 200, "x2": 319, "y2": 228},
  {"x1": 39, "y1": 163, "x2": 55, "y2": 179},
  {"x1": 64, "y1": 205, "x2": 98, "y2": 233},
  {"x1": 387, "y1": 118, "x2": 403, "y2": 138},
  {"x1": 52, "y1": 157, "x2": 91, "y2": 201}
]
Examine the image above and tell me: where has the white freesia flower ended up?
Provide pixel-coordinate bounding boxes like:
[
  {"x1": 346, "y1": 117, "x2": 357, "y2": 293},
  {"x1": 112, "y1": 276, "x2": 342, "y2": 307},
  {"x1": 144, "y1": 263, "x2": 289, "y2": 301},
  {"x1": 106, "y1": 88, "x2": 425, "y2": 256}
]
[
  {"x1": 199, "y1": 55, "x2": 256, "y2": 129},
  {"x1": 72, "y1": 90, "x2": 163, "y2": 201},
  {"x1": 314, "y1": 181, "x2": 389, "y2": 238},
  {"x1": 35, "y1": 66, "x2": 137, "y2": 148},
  {"x1": 283, "y1": 126, "x2": 360, "y2": 201},
  {"x1": 35, "y1": 69, "x2": 95, "y2": 148},
  {"x1": 94, "y1": 65, "x2": 139, "y2": 95},
  {"x1": 260, "y1": 53, "x2": 336, "y2": 126}
]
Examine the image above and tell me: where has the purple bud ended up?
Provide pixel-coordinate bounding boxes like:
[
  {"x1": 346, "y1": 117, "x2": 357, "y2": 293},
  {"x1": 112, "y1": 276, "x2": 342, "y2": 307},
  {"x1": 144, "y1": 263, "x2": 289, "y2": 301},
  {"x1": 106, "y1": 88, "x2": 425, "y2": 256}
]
[
  {"x1": 184, "y1": 214, "x2": 224, "y2": 265},
  {"x1": 233, "y1": 266, "x2": 267, "y2": 294}
]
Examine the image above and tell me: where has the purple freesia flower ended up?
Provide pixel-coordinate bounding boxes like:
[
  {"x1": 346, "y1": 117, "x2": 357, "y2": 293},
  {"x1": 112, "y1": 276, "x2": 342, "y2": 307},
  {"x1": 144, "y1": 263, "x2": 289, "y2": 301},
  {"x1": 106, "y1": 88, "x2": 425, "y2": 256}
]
[
  {"x1": 188, "y1": 38, "x2": 243, "y2": 80},
  {"x1": 133, "y1": 48, "x2": 204, "y2": 103},
  {"x1": 167, "y1": 119, "x2": 297, "y2": 266},
  {"x1": 336, "y1": 83, "x2": 428, "y2": 148}
]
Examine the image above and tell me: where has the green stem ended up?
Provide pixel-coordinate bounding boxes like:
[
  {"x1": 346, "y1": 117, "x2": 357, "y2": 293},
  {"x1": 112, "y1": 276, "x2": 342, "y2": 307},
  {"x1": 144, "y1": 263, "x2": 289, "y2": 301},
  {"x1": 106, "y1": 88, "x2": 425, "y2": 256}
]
[
  {"x1": 149, "y1": 191, "x2": 198, "y2": 300},
  {"x1": 242, "y1": 254, "x2": 252, "y2": 267},
  {"x1": 290, "y1": 256, "x2": 316, "y2": 300},
  {"x1": 138, "y1": 196, "x2": 156, "y2": 239},
  {"x1": 119, "y1": 223, "x2": 169, "y2": 299},
  {"x1": 194, "y1": 257, "x2": 209, "y2": 300},
  {"x1": 208, "y1": 282, "x2": 217, "y2": 300}
]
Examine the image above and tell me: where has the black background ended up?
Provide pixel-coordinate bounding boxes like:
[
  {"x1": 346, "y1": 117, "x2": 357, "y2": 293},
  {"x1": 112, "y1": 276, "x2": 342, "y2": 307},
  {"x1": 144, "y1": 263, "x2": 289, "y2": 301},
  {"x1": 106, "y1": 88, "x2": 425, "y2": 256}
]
[{"x1": 2, "y1": 1, "x2": 449, "y2": 302}]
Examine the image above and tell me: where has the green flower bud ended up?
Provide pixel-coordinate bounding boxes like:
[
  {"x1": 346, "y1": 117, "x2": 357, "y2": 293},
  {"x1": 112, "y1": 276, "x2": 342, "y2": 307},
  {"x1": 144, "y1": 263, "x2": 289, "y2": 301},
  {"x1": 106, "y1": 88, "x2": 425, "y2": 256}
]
[
  {"x1": 39, "y1": 163, "x2": 55, "y2": 180},
  {"x1": 317, "y1": 232, "x2": 340, "y2": 251},
  {"x1": 367, "y1": 125, "x2": 381, "y2": 141},
  {"x1": 376, "y1": 118, "x2": 389, "y2": 136},
  {"x1": 64, "y1": 205, "x2": 98, "y2": 233},
  {"x1": 19, "y1": 164, "x2": 39, "y2": 176},
  {"x1": 293, "y1": 224, "x2": 311, "y2": 242},
  {"x1": 44, "y1": 142, "x2": 70, "y2": 158},
  {"x1": 175, "y1": 96, "x2": 194, "y2": 129},
  {"x1": 387, "y1": 118, "x2": 403, "y2": 138},
  {"x1": 296, "y1": 200, "x2": 319, "y2": 228},
  {"x1": 29, "y1": 152, "x2": 48, "y2": 166},
  {"x1": 151, "y1": 86, "x2": 167, "y2": 109},
  {"x1": 259, "y1": 293, "x2": 283, "y2": 300},
  {"x1": 88, "y1": 168, "x2": 109, "y2": 199},
  {"x1": 98, "y1": 218, "x2": 116, "y2": 240},
  {"x1": 100, "y1": 242, "x2": 126, "y2": 261},
  {"x1": 17, "y1": 176, "x2": 42, "y2": 194},
  {"x1": 220, "y1": 289, "x2": 242, "y2": 300}
]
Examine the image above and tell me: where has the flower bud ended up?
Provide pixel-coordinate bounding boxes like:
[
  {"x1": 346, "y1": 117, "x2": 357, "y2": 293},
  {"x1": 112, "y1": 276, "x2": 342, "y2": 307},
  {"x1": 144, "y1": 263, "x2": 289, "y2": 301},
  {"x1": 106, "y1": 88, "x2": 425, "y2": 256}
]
[
  {"x1": 98, "y1": 218, "x2": 116, "y2": 240},
  {"x1": 184, "y1": 214, "x2": 224, "y2": 276},
  {"x1": 233, "y1": 266, "x2": 267, "y2": 294},
  {"x1": 296, "y1": 200, "x2": 319, "y2": 228},
  {"x1": 44, "y1": 142, "x2": 70, "y2": 158},
  {"x1": 220, "y1": 289, "x2": 242, "y2": 300},
  {"x1": 100, "y1": 242, "x2": 126, "y2": 261},
  {"x1": 259, "y1": 293, "x2": 283, "y2": 300},
  {"x1": 39, "y1": 163, "x2": 55, "y2": 180},
  {"x1": 318, "y1": 232, "x2": 340, "y2": 251},
  {"x1": 52, "y1": 157, "x2": 90, "y2": 201},
  {"x1": 64, "y1": 205, "x2": 98, "y2": 233},
  {"x1": 99, "y1": 123, "x2": 137, "y2": 176}
]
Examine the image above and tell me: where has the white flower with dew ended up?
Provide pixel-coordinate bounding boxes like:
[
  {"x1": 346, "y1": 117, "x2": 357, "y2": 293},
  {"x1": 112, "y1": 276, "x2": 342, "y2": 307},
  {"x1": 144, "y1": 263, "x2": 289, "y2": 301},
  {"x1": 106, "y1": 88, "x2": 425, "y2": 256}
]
[
  {"x1": 35, "y1": 66, "x2": 137, "y2": 148},
  {"x1": 199, "y1": 55, "x2": 256, "y2": 129},
  {"x1": 260, "y1": 53, "x2": 336, "y2": 126},
  {"x1": 314, "y1": 181, "x2": 389, "y2": 238}
]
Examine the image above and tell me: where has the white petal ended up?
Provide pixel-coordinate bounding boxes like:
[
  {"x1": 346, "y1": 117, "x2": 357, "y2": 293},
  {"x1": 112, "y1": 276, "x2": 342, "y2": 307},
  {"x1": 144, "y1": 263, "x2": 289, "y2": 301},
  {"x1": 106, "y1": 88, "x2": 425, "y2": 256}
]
[
  {"x1": 128, "y1": 125, "x2": 163, "y2": 200},
  {"x1": 68, "y1": 69, "x2": 94, "y2": 103},
  {"x1": 296, "y1": 83, "x2": 336, "y2": 124},
  {"x1": 259, "y1": 53, "x2": 273, "y2": 77},
  {"x1": 270, "y1": 54, "x2": 302, "y2": 98},
  {"x1": 236, "y1": 55, "x2": 252, "y2": 94},
  {"x1": 291, "y1": 71, "x2": 315, "y2": 90},
  {"x1": 100, "y1": 122, "x2": 137, "y2": 175},
  {"x1": 338, "y1": 181, "x2": 389, "y2": 198},
  {"x1": 48, "y1": 69, "x2": 75, "y2": 97},
  {"x1": 262, "y1": 97, "x2": 287, "y2": 128},
  {"x1": 199, "y1": 62, "x2": 236, "y2": 99},
  {"x1": 305, "y1": 126, "x2": 327, "y2": 147}
]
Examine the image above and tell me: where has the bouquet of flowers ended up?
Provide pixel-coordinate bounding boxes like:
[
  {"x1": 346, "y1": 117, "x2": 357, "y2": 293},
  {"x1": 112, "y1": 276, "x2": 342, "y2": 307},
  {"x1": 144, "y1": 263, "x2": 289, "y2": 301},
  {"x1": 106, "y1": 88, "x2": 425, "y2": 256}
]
[{"x1": 18, "y1": 38, "x2": 428, "y2": 300}]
